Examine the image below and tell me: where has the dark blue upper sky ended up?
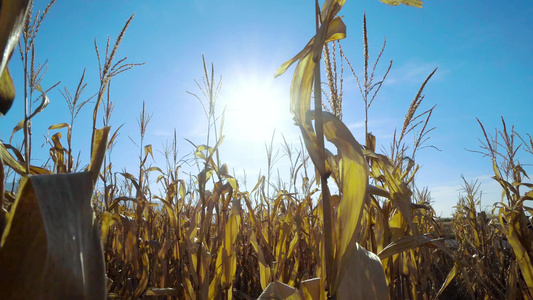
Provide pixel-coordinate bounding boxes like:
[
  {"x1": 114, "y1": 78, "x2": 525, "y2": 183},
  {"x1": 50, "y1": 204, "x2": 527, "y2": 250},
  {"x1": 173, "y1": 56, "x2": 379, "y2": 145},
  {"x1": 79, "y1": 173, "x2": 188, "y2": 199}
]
[{"x1": 4, "y1": 0, "x2": 533, "y2": 216}]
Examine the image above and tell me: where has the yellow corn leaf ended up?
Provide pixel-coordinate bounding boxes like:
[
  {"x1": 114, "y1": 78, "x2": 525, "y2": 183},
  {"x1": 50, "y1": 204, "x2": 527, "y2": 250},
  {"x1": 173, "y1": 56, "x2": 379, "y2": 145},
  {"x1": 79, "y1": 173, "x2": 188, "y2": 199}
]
[
  {"x1": 377, "y1": 234, "x2": 450, "y2": 260},
  {"x1": 389, "y1": 207, "x2": 408, "y2": 242},
  {"x1": 318, "y1": 112, "x2": 368, "y2": 294},
  {"x1": 208, "y1": 270, "x2": 223, "y2": 300},
  {"x1": 100, "y1": 211, "x2": 120, "y2": 247},
  {"x1": 158, "y1": 238, "x2": 172, "y2": 260},
  {"x1": 0, "y1": 0, "x2": 30, "y2": 72},
  {"x1": 145, "y1": 288, "x2": 178, "y2": 297},
  {"x1": 288, "y1": 257, "x2": 300, "y2": 287},
  {"x1": 337, "y1": 243, "x2": 389, "y2": 300},
  {"x1": 274, "y1": 16, "x2": 346, "y2": 79},
  {"x1": 10, "y1": 83, "x2": 50, "y2": 140},
  {"x1": 48, "y1": 123, "x2": 70, "y2": 130},
  {"x1": 89, "y1": 126, "x2": 110, "y2": 186},
  {"x1": 179, "y1": 179, "x2": 187, "y2": 199},
  {"x1": 0, "y1": 172, "x2": 105, "y2": 299},
  {"x1": 301, "y1": 278, "x2": 324, "y2": 300},
  {"x1": 243, "y1": 193, "x2": 270, "y2": 249},
  {"x1": 0, "y1": 67, "x2": 15, "y2": 115},
  {"x1": 0, "y1": 142, "x2": 26, "y2": 175},
  {"x1": 313, "y1": 0, "x2": 347, "y2": 61},
  {"x1": 435, "y1": 263, "x2": 457, "y2": 298},
  {"x1": 286, "y1": 231, "x2": 299, "y2": 262},
  {"x1": 0, "y1": 0, "x2": 31, "y2": 115},
  {"x1": 183, "y1": 276, "x2": 195, "y2": 299},
  {"x1": 220, "y1": 213, "x2": 240, "y2": 288},
  {"x1": 379, "y1": 0, "x2": 423, "y2": 8},
  {"x1": 133, "y1": 250, "x2": 150, "y2": 298},
  {"x1": 144, "y1": 144, "x2": 153, "y2": 159},
  {"x1": 0, "y1": 143, "x2": 48, "y2": 174},
  {"x1": 258, "y1": 281, "x2": 303, "y2": 300},
  {"x1": 505, "y1": 260, "x2": 518, "y2": 300},
  {"x1": 507, "y1": 217, "x2": 533, "y2": 293},
  {"x1": 290, "y1": 54, "x2": 315, "y2": 125},
  {"x1": 249, "y1": 231, "x2": 271, "y2": 291}
]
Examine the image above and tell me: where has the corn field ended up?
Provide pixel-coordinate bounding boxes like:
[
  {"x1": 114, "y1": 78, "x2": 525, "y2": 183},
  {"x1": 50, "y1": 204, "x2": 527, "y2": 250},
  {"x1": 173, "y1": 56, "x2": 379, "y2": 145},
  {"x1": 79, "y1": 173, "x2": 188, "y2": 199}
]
[{"x1": 0, "y1": 0, "x2": 532, "y2": 299}]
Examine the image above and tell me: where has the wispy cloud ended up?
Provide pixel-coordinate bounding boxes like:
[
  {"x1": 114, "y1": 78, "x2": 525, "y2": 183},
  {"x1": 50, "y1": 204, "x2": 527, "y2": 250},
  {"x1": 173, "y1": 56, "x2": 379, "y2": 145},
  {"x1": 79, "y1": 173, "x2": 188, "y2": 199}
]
[
  {"x1": 427, "y1": 174, "x2": 503, "y2": 217},
  {"x1": 386, "y1": 61, "x2": 447, "y2": 86}
]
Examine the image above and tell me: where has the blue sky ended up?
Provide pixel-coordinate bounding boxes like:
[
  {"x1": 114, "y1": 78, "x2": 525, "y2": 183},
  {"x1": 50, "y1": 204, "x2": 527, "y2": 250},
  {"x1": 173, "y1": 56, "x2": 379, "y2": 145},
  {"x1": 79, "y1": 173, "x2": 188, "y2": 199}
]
[{"x1": 4, "y1": 0, "x2": 533, "y2": 217}]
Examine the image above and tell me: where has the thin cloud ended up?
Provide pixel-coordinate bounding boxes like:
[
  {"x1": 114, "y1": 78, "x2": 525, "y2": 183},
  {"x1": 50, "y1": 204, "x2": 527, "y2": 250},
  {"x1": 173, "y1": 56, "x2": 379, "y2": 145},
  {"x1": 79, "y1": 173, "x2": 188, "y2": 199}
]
[
  {"x1": 427, "y1": 175, "x2": 503, "y2": 217},
  {"x1": 386, "y1": 61, "x2": 447, "y2": 85}
]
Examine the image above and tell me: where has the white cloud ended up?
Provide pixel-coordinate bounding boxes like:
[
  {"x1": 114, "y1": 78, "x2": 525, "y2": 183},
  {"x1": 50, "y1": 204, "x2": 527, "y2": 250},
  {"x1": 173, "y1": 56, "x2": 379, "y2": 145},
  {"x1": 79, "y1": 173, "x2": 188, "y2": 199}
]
[{"x1": 426, "y1": 174, "x2": 504, "y2": 218}]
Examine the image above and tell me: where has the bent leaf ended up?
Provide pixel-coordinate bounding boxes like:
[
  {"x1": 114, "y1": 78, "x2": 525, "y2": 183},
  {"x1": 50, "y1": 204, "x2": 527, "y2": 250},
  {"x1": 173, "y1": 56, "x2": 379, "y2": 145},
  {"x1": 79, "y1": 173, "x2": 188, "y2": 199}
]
[
  {"x1": 89, "y1": 126, "x2": 110, "y2": 186},
  {"x1": 337, "y1": 243, "x2": 389, "y2": 300},
  {"x1": 0, "y1": 67, "x2": 15, "y2": 116},
  {"x1": 258, "y1": 281, "x2": 303, "y2": 300},
  {"x1": 318, "y1": 111, "x2": 368, "y2": 294},
  {"x1": 377, "y1": 234, "x2": 452, "y2": 260},
  {"x1": 0, "y1": 172, "x2": 105, "y2": 299}
]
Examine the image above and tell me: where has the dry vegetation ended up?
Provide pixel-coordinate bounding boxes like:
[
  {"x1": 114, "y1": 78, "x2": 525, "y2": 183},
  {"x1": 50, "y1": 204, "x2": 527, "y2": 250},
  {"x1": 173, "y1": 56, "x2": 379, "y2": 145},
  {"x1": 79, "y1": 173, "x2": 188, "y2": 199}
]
[{"x1": 0, "y1": 0, "x2": 532, "y2": 299}]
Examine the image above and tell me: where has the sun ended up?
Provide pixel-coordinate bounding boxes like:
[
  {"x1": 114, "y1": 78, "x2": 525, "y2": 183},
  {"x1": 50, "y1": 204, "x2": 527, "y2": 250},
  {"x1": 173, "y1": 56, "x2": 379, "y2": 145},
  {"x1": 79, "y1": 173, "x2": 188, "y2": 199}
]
[{"x1": 223, "y1": 73, "x2": 293, "y2": 144}]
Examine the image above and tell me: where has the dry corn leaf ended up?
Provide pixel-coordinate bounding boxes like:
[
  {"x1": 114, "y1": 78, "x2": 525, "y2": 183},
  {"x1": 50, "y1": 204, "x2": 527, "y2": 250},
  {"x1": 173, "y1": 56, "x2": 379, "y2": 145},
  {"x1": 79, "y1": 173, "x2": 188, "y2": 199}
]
[
  {"x1": 10, "y1": 84, "x2": 50, "y2": 140},
  {"x1": 312, "y1": 0, "x2": 346, "y2": 61},
  {"x1": 0, "y1": 172, "x2": 105, "y2": 299},
  {"x1": 377, "y1": 234, "x2": 449, "y2": 260},
  {"x1": 258, "y1": 281, "x2": 303, "y2": 300},
  {"x1": 318, "y1": 111, "x2": 368, "y2": 294},
  {"x1": 506, "y1": 260, "x2": 518, "y2": 300},
  {"x1": 379, "y1": 0, "x2": 423, "y2": 8},
  {"x1": 249, "y1": 230, "x2": 271, "y2": 291},
  {"x1": 301, "y1": 278, "x2": 323, "y2": 300},
  {"x1": 0, "y1": 68, "x2": 15, "y2": 115},
  {"x1": 0, "y1": 0, "x2": 31, "y2": 115},
  {"x1": 89, "y1": 126, "x2": 110, "y2": 186},
  {"x1": 134, "y1": 249, "x2": 150, "y2": 298},
  {"x1": 435, "y1": 263, "x2": 457, "y2": 298},
  {"x1": 506, "y1": 215, "x2": 533, "y2": 293},
  {"x1": 337, "y1": 243, "x2": 389, "y2": 300},
  {"x1": 145, "y1": 287, "x2": 178, "y2": 297}
]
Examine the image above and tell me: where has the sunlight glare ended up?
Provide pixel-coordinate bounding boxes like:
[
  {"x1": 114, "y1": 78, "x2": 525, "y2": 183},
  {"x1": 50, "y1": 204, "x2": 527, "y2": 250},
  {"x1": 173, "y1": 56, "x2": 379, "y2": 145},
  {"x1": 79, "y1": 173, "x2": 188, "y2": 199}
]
[{"x1": 224, "y1": 75, "x2": 292, "y2": 144}]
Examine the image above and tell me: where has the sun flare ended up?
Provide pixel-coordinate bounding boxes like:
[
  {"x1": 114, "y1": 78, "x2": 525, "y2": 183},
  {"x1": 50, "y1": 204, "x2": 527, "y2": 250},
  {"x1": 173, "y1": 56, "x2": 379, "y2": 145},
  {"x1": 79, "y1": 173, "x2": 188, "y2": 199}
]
[{"x1": 224, "y1": 74, "x2": 292, "y2": 144}]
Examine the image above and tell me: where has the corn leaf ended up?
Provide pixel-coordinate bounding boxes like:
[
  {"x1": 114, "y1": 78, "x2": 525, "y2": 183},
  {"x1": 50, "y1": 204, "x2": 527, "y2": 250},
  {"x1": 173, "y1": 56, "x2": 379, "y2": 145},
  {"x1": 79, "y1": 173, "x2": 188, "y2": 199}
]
[
  {"x1": 379, "y1": 0, "x2": 423, "y2": 8},
  {"x1": 0, "y1": 0, "x2": 31, "y2": 115},
  {"x1": 301, "y1": 278, "x2": 323, "y2": 300},
  {"x1": 318, "y1": 111, "x2": 368, "y2": 293},
  {"x1": 377, "y1": 234, "x2": 450, "y2": 260},
  {"x1": 48, "y1": 123, "x2": 70, "y2": 130},
  {"x1": 435, "y1": 263, "x2": 457, "y2": 298},
  {"x1": 506, "y1": 216, "x2": 533, "y2": 293},
  {"x1": 249, "y1": 230, "x2": 271, "y2": 291},
  {"x1": 89, "y1": 126, "x2": 110, "y2": 186},
  {"x1": 0, "y1": 172, "x2": 105, "y2": 299},
  {"x1": 337, "y1": 243, "x2": 389, "y2": 300},
  {"x1": 0, "y1": 67, "x2": 15, "y2": 115},
  {"x1": 258, "y1": 281, "x2": 303, "y2": 300}
]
